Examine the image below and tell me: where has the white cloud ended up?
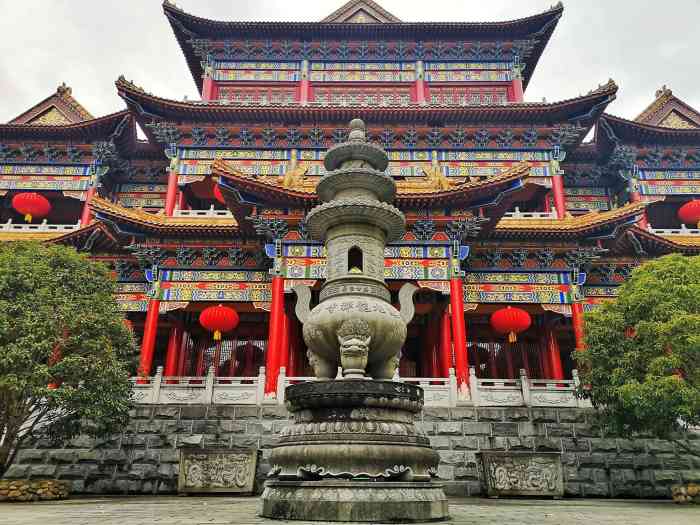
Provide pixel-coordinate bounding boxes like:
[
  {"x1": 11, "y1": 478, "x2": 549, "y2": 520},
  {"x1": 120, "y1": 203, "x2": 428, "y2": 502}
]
[{"x1": 1, "y1": 0, "x2": 698, "y2": 122}]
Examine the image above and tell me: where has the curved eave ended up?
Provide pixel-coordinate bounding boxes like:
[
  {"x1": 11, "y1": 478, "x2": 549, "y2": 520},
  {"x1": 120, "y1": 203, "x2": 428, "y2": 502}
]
[
  {"x1": 163, "y1": 1, "x2": 563, "y2": 91},
  {"x1": 89, "y1": 197, "x2": 240, "y2": 238},
  {"x1": 492, "y1": 201, "x2": 649, "y2": 240},
  {"x1": 118, "y1": 77, "x2": 616, "y2": 131},
  {"x1": 617, "y1": 226, "x2": 700, "y2": 255},
  {"x1": 0, "y1": 110, "x2": 133, "y2": 143},
  {"x1": 597, "y1": 113, "x2": 700, "y2": 148},
  {"x1": 49, "y1": 221, "x2": 123, "y2": 251},
  {"x1": 215, "y1": 160, "x2": 533, "y2": 207}
]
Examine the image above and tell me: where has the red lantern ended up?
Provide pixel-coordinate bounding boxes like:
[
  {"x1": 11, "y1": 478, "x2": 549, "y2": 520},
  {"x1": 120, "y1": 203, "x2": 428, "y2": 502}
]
[
  {"x1": 199, "y1": 304, "x2": 239, "y2": 341},
  {"x1": 678, "y1": 200, "x2": 700, "y2": 228},
  {"x1": 12, "y1": 192, "x2": 51, "y2": 223},
  {"x1": 490, "y1": 306, "x2": 531, "y2": 343},
  {"x1": 213, "y1": 184, "x2": 225, "y2": 204}
]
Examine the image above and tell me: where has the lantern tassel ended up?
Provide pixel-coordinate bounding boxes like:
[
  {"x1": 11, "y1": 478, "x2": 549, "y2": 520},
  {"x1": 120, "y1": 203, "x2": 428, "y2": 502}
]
[
  {"x1": 508, "y1": 331, "x2": 517, "y2": 343},
  {"x1": 214, "y1": 330, "x2": 222, "y2": 341},
  {"x1": 24, "y1": 213, "x2": 32, "y2": 223}
]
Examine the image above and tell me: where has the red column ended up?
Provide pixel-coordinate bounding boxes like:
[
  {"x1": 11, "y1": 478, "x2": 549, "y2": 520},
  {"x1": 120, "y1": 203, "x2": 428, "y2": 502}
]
[
  {"x1": 138, "y1": 299, "x2": 161, "y2": 378},
  {"x1": 438, "y1": 307, "x2": 453, "y2": 377},
  {"x1": 509, "y1": 78, "x2": 524, "y2": 102},
  {"x1": 540, "y1": 342, "x2": 552, "y2": 379},
  {"x1": 176, "y1": 331, "x2": 188, "y2": 376},
  {"x1": 202, "y1": 73, "x2": 217, "y2": 101},
  {"x1": 449, "y1": 277, "x2": 469, "y2": 392},
  {"x1": 80, "y1": 186, "x2": 96, "y2": 226},
  {"x1": 265, "y1": 276, "x2": 285, "y2": 394},
  {"x1": 546, "y1": 327, "x2": 564, "y2": 380},
  {"x1": 551, "y1": 172, "x2": 567, "y2": 219},
  {"x1": 571, "y1": 302, "x2": 586, "y2": 351},
  {"x1": 163, "y1": 323, "x2": 182, "y2": 377},
  {"x1": 279, "y1": 308, "x2": 290, "y2": 373},
  {"x1": 164, "y1": 168, "x2": 178, "y2": 217},
  {"x1": 504, "y1": 344, "x2": 515, "y2": 379},
  {"x1": 629, "y1": 181, "x2": 649, "y2": 229},
  {"x1": 177, "y1": 189, "x2": 187, "y2": 212}
]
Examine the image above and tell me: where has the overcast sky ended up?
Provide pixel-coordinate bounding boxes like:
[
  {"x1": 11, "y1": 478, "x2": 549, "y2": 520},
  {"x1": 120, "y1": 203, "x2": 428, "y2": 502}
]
[{"x1": 1, "y1": 0, "x2": 699, "y2": 123}]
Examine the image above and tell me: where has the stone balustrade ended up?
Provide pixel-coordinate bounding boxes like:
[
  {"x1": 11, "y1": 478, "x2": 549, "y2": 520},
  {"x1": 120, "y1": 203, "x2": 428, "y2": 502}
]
[
  {"x1": 648, "y1": 224, "x2": 700, "y2": 236},
  {"x1": 173, "y1": 206, "x2": 233, "y2": 218},
  {"x1": 504, "y1": 207, "x2": 557, "y2": 220},
  {"x1": 0, "y1": 219, "x2": 81, "y2": 232},
  {"x1": 130, "y1": 366, "x2": 587, "y2": 408}
]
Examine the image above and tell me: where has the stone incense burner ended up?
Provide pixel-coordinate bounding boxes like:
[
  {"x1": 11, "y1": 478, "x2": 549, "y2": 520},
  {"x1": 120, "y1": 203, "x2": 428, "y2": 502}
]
[{"x1": 260, "y1": 120, "x2": 449, "y2": 522}]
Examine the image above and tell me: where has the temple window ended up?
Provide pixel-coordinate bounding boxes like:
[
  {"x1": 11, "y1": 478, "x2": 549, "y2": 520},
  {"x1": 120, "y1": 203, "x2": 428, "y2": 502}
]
[{"x1": 348, "y1": 246, "x2": 363, "y2": 273}]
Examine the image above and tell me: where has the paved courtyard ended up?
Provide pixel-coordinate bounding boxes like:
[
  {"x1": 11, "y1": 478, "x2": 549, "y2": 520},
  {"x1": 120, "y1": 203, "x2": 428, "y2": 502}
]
[{"x1": 0, "y1": 496, "x2": 698, "y2": 525}]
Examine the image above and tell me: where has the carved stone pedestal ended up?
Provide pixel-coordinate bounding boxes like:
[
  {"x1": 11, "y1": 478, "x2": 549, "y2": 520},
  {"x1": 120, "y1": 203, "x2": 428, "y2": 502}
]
[
  {"x1": 260, "y1": 380, "x2": 449, "y2": 521},
  {"x1": 260, "y1": 480, "x2": 449, "y2": 522}
]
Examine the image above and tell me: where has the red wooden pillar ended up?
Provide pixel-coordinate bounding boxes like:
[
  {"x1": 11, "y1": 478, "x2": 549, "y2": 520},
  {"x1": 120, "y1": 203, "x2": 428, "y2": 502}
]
[
  {"x1": 47, "y1": 340, "x2": 63, "y2": 390},
  {"x1": 265, "y1": 276, "x2": 285, "y2": 394},
  {"x1": 177, "y1": 188, "x2": 187, "y2": 212},
  {"x1": 449, "y1": 277, "x2": 469, "y2": 392},
  {"x1": 438, "y1": 307, "x2": 452, "y2": 377},
  {"x1": 163, "y1": 323, "x2": 182, "y2": 377},
  {"x1": 80, "y1": 185, "x2": 96, "y2": 226},
  {"x1": 628, "y1": 180, "x2": 649, "y2": 229},
  {"x1": 414, "y1": 60, "x2": 427, "y2": 104},
  {"x1": 139, "y1": 299, "x2": 161, "y2": 378},
  {"x1": 504, "y1": 344, "x2": 515, "y2": 379},
  {"x1": 546, "y1": 327, "x2": 564, "y2": 380},
  {"x1": 571, "y1": 302, "x2": 586, "y2": 351},
  {"x1": 164, "y1": 167, "x2": 178, "y2": 217},
  {"x1": 176, "y1": 331, "x2": 188, "y2": 376},
  {"x1": 202, "y1": 71, "x2": 217, "y2": 101},
  {"x1": 512, "y1": 78, "x2": 524, "y2": 102},
  {"x1": 279, "y1": 308, "x2": 290, "y2": 374},
  {"x1": 551, "y1": 171, "x2": 567, "y2": 219}
]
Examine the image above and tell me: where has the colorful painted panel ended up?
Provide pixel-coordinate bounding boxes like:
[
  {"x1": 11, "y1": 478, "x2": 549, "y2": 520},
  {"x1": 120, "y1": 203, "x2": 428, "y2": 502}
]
[
  {"x1": 1, "y1": 165, "x2": 90, "y2": 175},
  {"x1": 0, "y1": 177, "x2": 89, "y2": 191},
  {"x1": 424, "y1": 62, "x2": 512, "y2": 71},
  {"x1": 218, "y1": 86, "x2": 296, "y2": 105},
  {"x1": 282, "y1": 244, "x2": 450, "y2": 259},
  {"x1": 283, "y1": 258, "x2": 451, "y2": 280},
  {"x1": 428, "y1": 87, "x2": 508, "y2": 106},
  {"x1": 464, "y1": 284, "x2": 573, "y2": 304},
  {"x1": 639, "y1": 170, "x2": 700, "y2": 180},
  {"x1": 214, "y1": 70, "x2": 299, "y2": 81},
  {"x1": 463, "y1": 272, "x2": 572, "y2": 285},
  {"x1": 425, "y1": 70, "x2": 511, "y2": 82},
  {"x1": 160, "y1": 270, "x2": 269, "y2": 282},
  {"x1": 179, "y1": 149, "x2": 291, "y2": 160},
  {"x1": 313, "y1": 87, "x2": 412, "y2": 107},
  {"x1": 157, "y1": 282, "x2": 271, "y2": 302},
  {"x1": 582, "y1": 286, "x2": 619, "y2": 298},
  {"x1": 118, "y1": 195, "x2": 166, "y2": 208},
  {"x1": 311, "y1": 63, "x2": 415, "y2": 71},
  {"x1": 284, "y1": 257, "x2": 326, "y2": 279},
  {"x1": 309, "y1": 70, "x2": 414, "y2": 82},
  {"x1": 214, "y1": 61, "x2": 300, "y2": 70},
  {"x1": 639, "y1": 181, "x2": 700, "y2": 195},
  {"x1": 441, "y1": 163, "x2": 549, "y2": 178},
  {"x1": 439, "y1": 151, "x2": 551, "y2": 161}
]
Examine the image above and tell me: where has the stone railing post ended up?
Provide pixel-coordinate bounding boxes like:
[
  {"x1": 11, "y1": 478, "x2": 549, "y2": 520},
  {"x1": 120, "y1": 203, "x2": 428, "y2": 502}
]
[
  {"x1": 277, "y1": 366, "x2": 287, "y2": 405},
  {"x1": 520, "y1": 368, "x2": 531, "y2": 406},
  {"x1": 204, "y1": 366, "x2": 215, "y2": 405},
  {"x1": 256, "y1": 367, "x2": 267, "y2": 405},
  {"x1": 448, "y1": 368, "x2": 457, "y2": 407},
  {"x1": 151, "y1": 366, "x2": 164, "y2": 404},
  {"x1": 468, "y1": 366, "x2": 479, "y2": 406}
]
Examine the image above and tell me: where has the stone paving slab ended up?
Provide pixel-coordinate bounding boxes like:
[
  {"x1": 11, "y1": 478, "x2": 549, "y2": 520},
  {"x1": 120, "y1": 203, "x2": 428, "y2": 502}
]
[{"x1": 1, "y1": 497, "x2": 699, "y2": 525}]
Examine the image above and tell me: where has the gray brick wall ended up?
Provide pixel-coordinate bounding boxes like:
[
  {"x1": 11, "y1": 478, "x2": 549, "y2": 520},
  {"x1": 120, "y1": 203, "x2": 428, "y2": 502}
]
[{"x1": 5, "y1": 405, "x2": 700, "y2": 498}]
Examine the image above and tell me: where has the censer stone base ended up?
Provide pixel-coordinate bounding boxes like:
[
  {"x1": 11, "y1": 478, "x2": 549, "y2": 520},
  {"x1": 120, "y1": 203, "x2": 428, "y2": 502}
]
[{"x1": 260, "y1": 480, "x2": 449, "y2": 522}]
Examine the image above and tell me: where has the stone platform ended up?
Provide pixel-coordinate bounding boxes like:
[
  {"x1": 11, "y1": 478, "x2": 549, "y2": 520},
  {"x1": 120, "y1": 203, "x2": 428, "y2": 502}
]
[
  {"x1": 5, "y1": 405, "x2": 700, "y2": 498},
  {"x1": 2, "y1": 496, "x2": 699, "y2": 525}
]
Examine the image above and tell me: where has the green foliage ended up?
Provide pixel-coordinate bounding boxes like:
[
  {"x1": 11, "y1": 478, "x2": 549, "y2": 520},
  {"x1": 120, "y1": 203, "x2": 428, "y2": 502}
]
[
  {"x1": 0, "y1": 241, "x2": 136, "y2": 475},
  {"x1": 576, "y1": 254, "x2": 700, "y2": 438}
]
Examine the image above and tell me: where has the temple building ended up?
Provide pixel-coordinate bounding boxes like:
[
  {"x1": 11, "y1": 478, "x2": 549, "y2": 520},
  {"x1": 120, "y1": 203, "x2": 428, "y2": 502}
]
[{"x1": 2, "y1": 0, "x2": 699, "y2": 405}]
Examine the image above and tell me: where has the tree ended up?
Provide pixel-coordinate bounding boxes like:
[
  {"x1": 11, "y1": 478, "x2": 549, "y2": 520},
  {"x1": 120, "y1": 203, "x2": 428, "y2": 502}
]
[
  {"x1": 576, "y1": 254, "x2": 700, "y2": 438},
  {"x1": 0, "y1": 241, "x2": 136, "y2": 476}
]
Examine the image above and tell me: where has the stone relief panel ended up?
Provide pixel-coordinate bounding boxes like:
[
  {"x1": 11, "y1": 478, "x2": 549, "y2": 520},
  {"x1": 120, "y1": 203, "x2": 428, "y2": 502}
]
[
  {"x1": 178, "y1": 448, "x2": 258, "y2": 494},
  {"x1": 480, "y1": 452, "x2": 563, "y2": 497}
]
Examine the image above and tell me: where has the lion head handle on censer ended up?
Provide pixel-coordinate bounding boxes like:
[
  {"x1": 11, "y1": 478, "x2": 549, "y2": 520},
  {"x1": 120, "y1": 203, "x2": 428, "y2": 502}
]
[{"x1": 293, "y1": 119, "x2": 419, "y2": 380}]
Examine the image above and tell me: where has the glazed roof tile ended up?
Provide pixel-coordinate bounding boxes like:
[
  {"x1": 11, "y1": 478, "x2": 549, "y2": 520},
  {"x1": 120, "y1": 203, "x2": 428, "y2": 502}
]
[
  {"x1": 162, "y1": 0, "x2": 563, "y2": 90},
  {"x1": 89, "y1": 196, "x2": 239, "y2": 237}
]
